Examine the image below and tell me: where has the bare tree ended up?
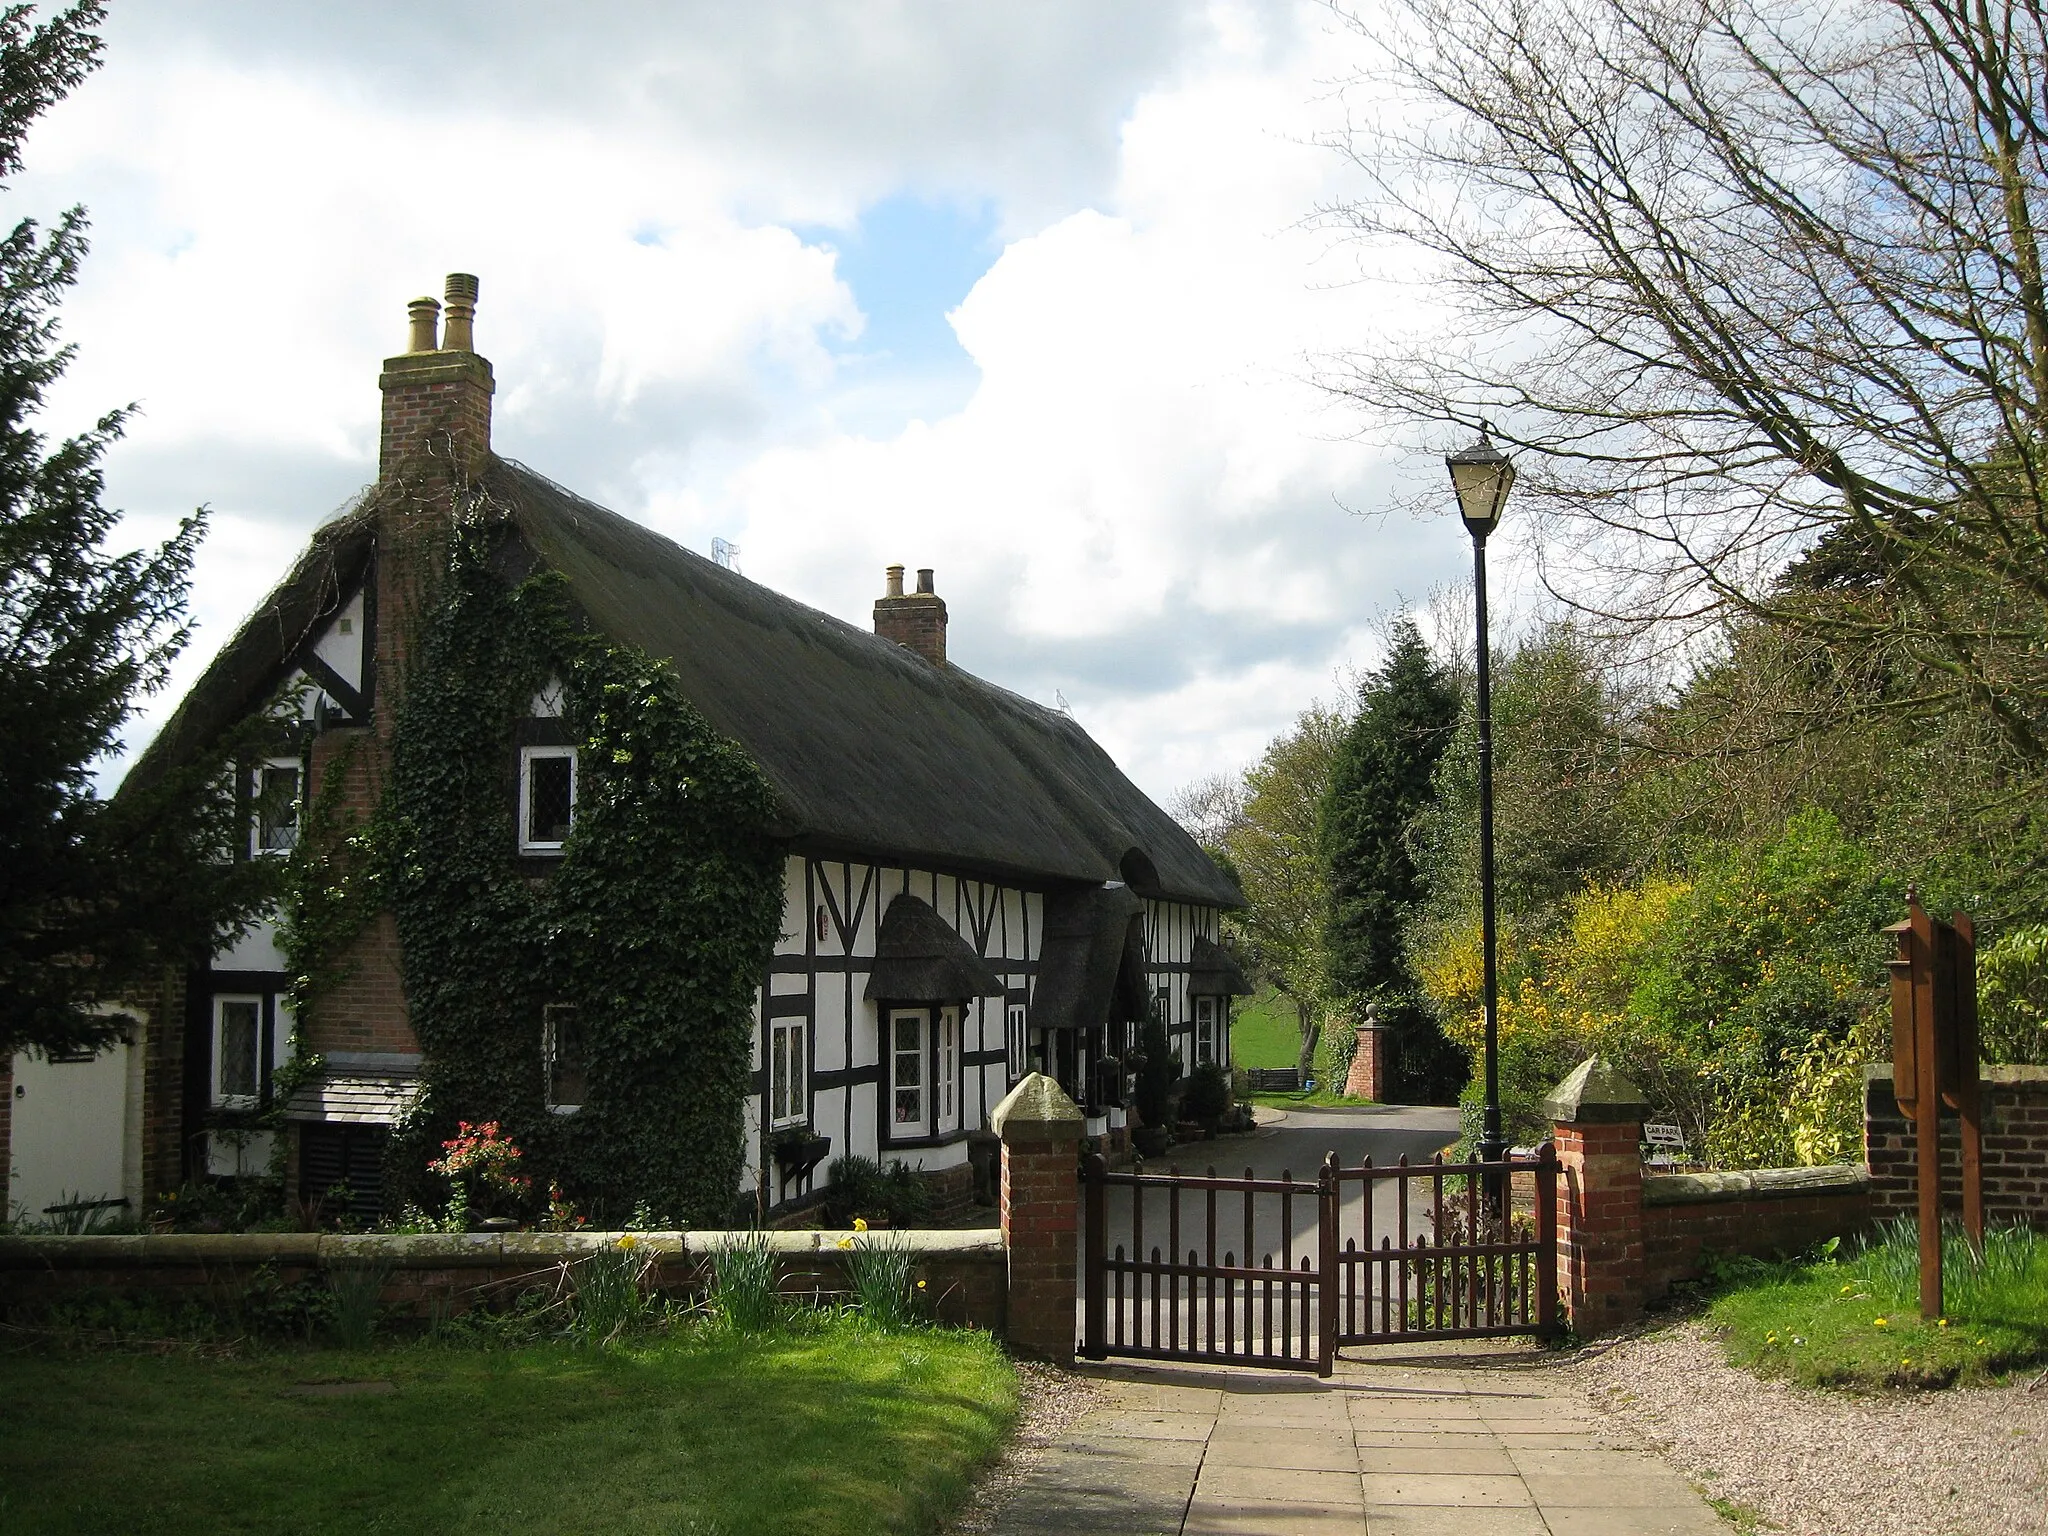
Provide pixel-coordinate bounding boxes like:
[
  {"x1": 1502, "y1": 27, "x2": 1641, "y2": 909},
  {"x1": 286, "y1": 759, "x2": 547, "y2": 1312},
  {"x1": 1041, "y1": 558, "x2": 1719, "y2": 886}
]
[{"x1": 1323, "y1": 0, "x2": 2048, "y2": 756}]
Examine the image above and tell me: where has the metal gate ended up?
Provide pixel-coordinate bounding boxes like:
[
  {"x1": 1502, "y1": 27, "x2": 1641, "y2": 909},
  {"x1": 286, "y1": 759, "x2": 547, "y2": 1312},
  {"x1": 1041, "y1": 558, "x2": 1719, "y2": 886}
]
[{"x1": 1080, "y1": 1146, "x2": 1557, "y2": 1377}]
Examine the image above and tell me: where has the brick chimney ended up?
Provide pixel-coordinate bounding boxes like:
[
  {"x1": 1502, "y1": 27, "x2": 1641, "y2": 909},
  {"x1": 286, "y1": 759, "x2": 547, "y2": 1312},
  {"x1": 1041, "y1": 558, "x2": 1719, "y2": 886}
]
[
  {"x1": 874, "y1": 564, "x2": 948, "y2": 666},
  {"x1": 378, "y1": 273, "x2": 494, "y2": 482}
]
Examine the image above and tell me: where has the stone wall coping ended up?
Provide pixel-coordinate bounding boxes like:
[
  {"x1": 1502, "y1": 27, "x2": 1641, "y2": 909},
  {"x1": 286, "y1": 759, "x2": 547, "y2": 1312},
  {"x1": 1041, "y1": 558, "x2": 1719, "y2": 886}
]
[
  {"x1": 1864, "y1": 1062, "x2": 2048, "y2": 1087},
  {"x1": 1543, "y1": 1055, "x2": 1652, "y2": 1124},
  {"x1": 0, "y1": 1228, "x2": 1005, "y2": 1270},
  {"x1": 1643, "y1": 1165, "x2": 1868, "y2": 1208}
]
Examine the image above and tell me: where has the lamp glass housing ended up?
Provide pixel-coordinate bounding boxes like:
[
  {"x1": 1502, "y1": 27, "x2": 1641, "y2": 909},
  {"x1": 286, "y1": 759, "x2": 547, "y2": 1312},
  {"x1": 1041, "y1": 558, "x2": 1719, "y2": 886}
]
[{"x1": 1446, "y1": 434, "x2": 1516, "y2": 539}]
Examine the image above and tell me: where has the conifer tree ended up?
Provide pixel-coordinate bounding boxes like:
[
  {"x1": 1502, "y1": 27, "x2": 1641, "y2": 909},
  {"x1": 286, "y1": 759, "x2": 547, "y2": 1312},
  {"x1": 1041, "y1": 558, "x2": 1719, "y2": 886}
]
[
  {"x1": 1318, "y1": 618, "x2": 1462, "y2": 1098},
  {"x1": 0, "y1": 2, "x2": 274, "y2": 1058}
]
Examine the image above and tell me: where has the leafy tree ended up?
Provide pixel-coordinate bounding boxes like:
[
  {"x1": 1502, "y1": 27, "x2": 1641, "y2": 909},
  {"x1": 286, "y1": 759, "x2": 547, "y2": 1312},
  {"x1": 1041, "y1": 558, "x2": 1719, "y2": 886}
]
[
  {"x1": 1216, "y1": 703, "x2": 1346, "y2": 1075},
  {"x1": 1326, "y1": 0, "x2": 2048, "y2": 761},
  {"x1": 0, "y1": 1, "x2": 273, "y2": 1058}
]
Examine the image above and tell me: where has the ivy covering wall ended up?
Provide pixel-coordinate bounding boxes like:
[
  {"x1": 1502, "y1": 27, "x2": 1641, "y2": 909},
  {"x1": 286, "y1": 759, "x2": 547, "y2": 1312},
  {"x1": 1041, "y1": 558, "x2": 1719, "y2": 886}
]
[{"x1": 295, "y1": 517, "x2": 785, "y2": 1225}]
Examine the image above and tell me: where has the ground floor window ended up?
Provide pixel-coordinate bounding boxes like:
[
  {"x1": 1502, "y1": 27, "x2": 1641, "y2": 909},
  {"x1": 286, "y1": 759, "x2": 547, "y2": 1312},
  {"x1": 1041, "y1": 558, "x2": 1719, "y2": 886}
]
[
  {"x1": 1195, "y1": 995, "x2": 1218, "y2": 1067},
  {"x1": 544, "y1": 1003, "x2": 586, "y2": 1113},
  {"x1": 213, "y1": 995, "x2": 263, "y2": 1107},
  {"x1": 769, "y1": 1017, "x2": 807, "y2": 1128},
  {"x1": 936, "y1": 1006, "x2": 958, "y2": 1131},
  {"x1": 890, "y1": 1009, "x2": 926, "y2": 1131}
]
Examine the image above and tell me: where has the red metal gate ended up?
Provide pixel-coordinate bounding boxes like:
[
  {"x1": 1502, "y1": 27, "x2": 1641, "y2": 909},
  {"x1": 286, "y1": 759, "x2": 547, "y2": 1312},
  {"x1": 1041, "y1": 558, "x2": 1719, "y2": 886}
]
[{"x1": 1079, "y1": 1146, "x2": 1557, "y2": 1377}]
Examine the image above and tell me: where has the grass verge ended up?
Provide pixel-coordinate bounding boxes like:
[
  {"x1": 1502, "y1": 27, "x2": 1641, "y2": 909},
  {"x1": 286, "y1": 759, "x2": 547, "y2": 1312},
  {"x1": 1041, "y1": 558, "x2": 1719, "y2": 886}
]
[
  {"x1": 1707, "y1": 1219, "x2": 2048, "y2": 1389},
  {"x1": 0, "y1": 1315, "x2": 1016, "y2": 1535},
  {"x1": 1246, "y1": 1088, "x2": 1379, "y2": 1109}
]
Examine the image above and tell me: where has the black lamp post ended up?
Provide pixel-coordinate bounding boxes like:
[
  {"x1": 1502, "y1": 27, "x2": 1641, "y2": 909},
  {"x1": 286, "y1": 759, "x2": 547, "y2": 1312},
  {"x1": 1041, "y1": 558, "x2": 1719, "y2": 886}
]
[{"x1": 1445, "y1": 426, "x2": 1515, "y2": 1173}]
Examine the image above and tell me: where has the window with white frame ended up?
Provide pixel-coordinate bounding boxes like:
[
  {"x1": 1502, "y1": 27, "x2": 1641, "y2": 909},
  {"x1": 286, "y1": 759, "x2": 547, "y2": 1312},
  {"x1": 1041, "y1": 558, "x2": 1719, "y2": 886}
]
[
  {"x1": 890, "y1": 1009, "x2": 926, "y2": 1131},
  {"x1": 213, "y1": 995, "x2": 263, "y2": 1107},
  {"x1": 769, "y1": 1018, "x2": 807, "y2": 1128},
  {"x1": 1006, "y1": 1003, "x2": 1028, "y2": 1081},
  {"x1": 544, "y1": 1003, "x2": 586, "y2": 1113},
  {"x1": 519, "y1": 746, "x2": 577, "y2": 853},
  {"x1": 1195, "y1": 995, "x2": 1218, "y2": 1066},
  {"x1": 936, "y1": 1006, "x2": 959, "y2": 1131},
  {"x1": 251, "y1": 758, "x2": 302, "y2": 855}
]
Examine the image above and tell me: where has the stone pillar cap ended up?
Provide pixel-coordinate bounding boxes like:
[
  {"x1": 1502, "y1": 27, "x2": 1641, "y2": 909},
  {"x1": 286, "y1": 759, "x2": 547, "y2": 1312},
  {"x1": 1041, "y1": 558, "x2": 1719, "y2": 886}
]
[
  {"x1": 1543, "y1": 1055, "x2": 1651, "y2": 1124},
  {"x1": 991, "y1": 1072, "x2": 1083, "y2": 1140}
]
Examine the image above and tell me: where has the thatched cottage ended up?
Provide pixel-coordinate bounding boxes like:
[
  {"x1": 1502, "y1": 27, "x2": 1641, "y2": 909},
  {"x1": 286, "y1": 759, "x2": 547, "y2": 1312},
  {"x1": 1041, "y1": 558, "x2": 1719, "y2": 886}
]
[{"x1": 5, "y1": 275, "x2": 1247, "y2": 1225}]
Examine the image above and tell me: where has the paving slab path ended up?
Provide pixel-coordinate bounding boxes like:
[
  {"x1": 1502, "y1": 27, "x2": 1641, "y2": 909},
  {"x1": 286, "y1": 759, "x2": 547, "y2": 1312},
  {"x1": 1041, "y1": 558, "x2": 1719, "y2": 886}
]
[{"x1": 990, "y1": 1341, "x2": 1729, "y2": 1536}]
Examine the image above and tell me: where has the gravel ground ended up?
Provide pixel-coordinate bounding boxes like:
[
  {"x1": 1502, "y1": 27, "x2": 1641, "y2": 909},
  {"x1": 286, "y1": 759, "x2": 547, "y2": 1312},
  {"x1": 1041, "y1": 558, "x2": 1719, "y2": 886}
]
[
  {"x1": 1560, "y1": 1319, "x2": 2048, "y2": 1535},
  {"x1": 945, "y1": 1359, "x2": 1106, "y2": 1534}
]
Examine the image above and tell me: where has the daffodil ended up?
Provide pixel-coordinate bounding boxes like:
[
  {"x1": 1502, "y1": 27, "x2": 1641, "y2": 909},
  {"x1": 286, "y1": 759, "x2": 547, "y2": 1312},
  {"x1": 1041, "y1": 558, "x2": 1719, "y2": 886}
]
[
  {"x1": 616, "y1": 1232, "x2": 639, "y2": 1251},
  {"x1": 836, "y1": 1236, "x2": 854, "y2": 1250},
  {"x1": 854, "y1": 1217, "x2": 869, "y2": 1232}
]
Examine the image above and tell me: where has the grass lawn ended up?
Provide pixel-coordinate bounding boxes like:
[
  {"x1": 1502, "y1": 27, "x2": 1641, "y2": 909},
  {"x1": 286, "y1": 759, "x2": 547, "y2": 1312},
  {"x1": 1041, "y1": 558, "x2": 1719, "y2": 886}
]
[
  {"x1": 1229, "y1": 988, "x2": 1299, "y2": 1069},
  {"x1": 1708, "y1": 1219, "x2": 2048, "y2": 1389},
  {"x1": 0, "y1": 1319, "x2": 1016, "y2": 1535},
  {"x1": 1245, "y1": 1088, "x2": 1378, "y2": 1109}
]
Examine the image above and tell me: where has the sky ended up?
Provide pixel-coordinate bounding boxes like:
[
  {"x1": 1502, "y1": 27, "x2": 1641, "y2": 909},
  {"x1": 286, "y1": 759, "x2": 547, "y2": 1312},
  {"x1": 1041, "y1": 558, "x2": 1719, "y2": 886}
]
[{"x1": 21, "y1": 0, "x2": 1519, "y2": 806}]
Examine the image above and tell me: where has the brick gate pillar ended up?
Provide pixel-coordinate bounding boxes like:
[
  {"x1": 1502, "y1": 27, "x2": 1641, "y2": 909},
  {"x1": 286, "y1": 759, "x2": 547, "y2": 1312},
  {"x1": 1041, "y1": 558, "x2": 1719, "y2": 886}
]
[
  {"x1": 991, "y1": 1072, "x2": 1084, "y2": 1365},
  {"x1": 1343, "y1": 1002, "x2": 1389, "y2": 1101},
  {"x1": 1546, "y1": 1055, "x2": 1651, "y2": 1336}
]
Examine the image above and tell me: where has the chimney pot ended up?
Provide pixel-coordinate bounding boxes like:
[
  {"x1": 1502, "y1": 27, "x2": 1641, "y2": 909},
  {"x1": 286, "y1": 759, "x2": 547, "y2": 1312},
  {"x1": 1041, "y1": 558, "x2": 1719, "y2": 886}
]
[
  {"x1": 441, "y1": 273, "x2": 479, "y2": 352},
  {"x1": 406, "y1": 297, "x2": 441, "y2": 354},
  {"x1": 916, "y1": 567, "x2": 935, "y2": 595},
  {"x1": 885, "y1": 564, "x2": 905, "y2": 599}
]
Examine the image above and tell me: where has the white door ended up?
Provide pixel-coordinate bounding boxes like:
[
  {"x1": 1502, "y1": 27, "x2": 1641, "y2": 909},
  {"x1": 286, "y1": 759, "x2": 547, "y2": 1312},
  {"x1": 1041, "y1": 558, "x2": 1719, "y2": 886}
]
[{"x1": 9, "y1": 1043, "x2": 132, "y2": 1223}]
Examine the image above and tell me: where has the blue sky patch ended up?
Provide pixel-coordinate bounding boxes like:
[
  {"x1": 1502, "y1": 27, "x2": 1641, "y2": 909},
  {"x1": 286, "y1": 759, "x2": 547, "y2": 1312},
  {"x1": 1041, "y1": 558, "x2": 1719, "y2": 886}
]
[{"x1": 801, "y1": 193, "x2": 999, "y2": 370}]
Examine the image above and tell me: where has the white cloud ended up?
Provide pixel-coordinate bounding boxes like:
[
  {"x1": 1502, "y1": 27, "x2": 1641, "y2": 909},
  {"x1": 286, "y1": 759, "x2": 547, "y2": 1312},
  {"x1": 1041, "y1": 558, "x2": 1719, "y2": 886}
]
[{"x1": 31, "y1": 0, "x2": 1492, "y2": 806}]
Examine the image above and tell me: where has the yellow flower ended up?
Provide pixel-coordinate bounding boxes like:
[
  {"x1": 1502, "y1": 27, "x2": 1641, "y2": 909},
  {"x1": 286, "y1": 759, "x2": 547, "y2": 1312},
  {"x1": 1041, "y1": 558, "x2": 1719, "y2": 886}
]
[
  {"x1": 1977, "y1": 1338, "x2": 1989, "y2": 1346},
  {"x1": 1937, "y1": 1318, "x2": 1949, "y2": 1329},
  {"x1": 853, "y1": 1217, "x2": 869, "y2": 1232},
  {"x1": 1901, "y1": 1358, "x2": 1912, "y2": 1367},
  {"x1": 616, "y1": 1233, "x2": 639, "y2": 1251},
  {"x1": 1840, "y1": 1284, "x2": 1855, "y2": 1294},
  {"x1": 1872, "y1": 1317, "x2": 1888, "y2": 1328},
  {"x1": 835, "y1": 1236, "x2": 854, "y2": 1250},
  {"x1": 916, "y1": 1278, "x2": 928, "y2": 1290}
]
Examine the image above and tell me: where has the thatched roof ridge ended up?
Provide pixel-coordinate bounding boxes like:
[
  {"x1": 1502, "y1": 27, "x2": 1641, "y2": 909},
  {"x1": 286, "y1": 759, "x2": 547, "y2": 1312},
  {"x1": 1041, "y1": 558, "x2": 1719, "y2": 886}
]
[{"x1": 1188, "y1": 934, "x2": 1253, "y2": 996}]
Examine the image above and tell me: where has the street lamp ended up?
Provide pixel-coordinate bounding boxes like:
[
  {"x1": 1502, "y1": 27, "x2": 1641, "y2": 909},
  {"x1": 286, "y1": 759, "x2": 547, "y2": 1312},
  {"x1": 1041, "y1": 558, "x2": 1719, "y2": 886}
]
[{"x1": 1446, "y1": 426, "x2": 1515, "y2": 1175}]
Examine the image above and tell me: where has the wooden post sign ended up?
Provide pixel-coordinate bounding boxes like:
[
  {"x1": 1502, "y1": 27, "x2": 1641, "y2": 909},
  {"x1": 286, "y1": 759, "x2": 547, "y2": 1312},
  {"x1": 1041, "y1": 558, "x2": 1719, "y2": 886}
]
[{"x1": 1883, "y1": 893, "x2": 1984, "y2": 1320}]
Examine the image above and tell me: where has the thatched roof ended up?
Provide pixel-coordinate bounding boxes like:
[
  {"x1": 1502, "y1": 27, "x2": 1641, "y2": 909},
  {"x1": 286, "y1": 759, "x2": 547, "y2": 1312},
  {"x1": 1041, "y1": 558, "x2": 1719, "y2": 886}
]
[
  {"x1": 1029, "y1": 884, "x2": 1152, "y2": 1032},
  {"x1": 864, "y1": 895, "x2": 1008, "y2": 1001},
  {"x1": 1188, "y1": 935, "x2": 1253, "y2": 996},
  {"x1": 128, "y1": 457, "x2": 1243, "y2": 908}
]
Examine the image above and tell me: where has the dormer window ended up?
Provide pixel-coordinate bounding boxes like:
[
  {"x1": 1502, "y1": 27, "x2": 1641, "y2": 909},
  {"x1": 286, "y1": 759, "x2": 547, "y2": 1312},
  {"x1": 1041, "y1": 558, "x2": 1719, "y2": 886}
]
[
  {"x1": 519, "y1": 746, "x2": 577, "y2": 854},
  {"x1": 252, "y1": 758, "x2": 302, "y2": 856}
]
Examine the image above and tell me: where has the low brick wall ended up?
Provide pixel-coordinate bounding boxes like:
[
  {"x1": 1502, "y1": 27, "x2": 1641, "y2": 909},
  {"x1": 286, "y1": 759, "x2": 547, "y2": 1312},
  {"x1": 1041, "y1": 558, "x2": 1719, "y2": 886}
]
[
  {"x1": 1641, "y1": 1165, "x2": 1872, "y2": 1301},
  {"x1": 0, "y1": 1228, "x2": 1007, "y2": 1334},
  {"x1": 1865, "y1": 1064, "x2": 2048, "y2": 1230}
]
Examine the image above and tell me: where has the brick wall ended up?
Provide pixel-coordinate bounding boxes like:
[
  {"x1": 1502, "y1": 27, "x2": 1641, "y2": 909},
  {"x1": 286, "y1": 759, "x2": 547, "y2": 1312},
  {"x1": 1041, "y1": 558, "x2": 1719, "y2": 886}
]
[
  {"x1": 1643, "y1": 1167, "x2": 1871, "y2": 1299},
  {"x1": 0, "y1": 1229, "x2": 1006, "y2": 1332},
  {"x1": 138, "y1": 967, "x2": 188, "y2": 1201},
  {"x1": 1865, "y1": 1064, "x2": 2048, "y2": 1230}
]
